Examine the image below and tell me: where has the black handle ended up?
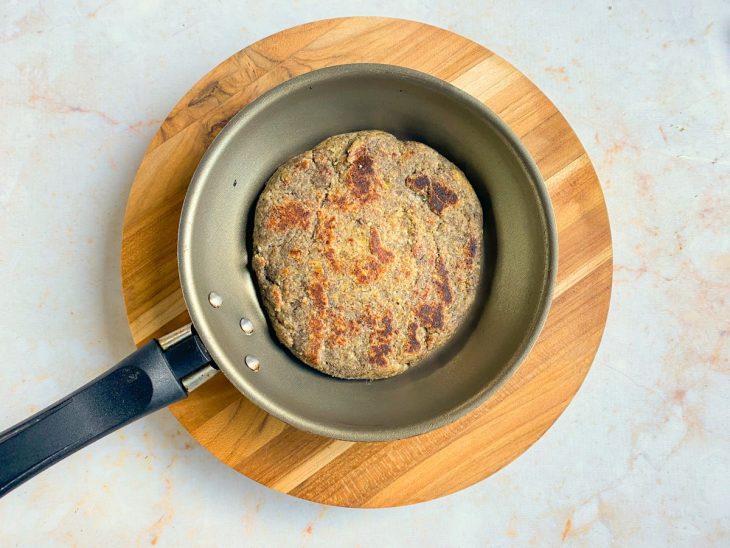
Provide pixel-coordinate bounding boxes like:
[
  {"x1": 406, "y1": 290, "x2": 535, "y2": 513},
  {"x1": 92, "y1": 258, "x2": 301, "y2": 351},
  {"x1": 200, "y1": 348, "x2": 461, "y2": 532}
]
[{"x1": 0, "y1": 330, "x2": 212, "y2": 497}]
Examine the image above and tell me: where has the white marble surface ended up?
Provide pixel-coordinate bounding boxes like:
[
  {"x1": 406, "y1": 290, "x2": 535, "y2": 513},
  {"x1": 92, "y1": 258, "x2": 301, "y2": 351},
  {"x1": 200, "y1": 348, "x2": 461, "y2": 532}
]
[{"x1": 0, "y1": 1, "x2": 728, "y2": 546}]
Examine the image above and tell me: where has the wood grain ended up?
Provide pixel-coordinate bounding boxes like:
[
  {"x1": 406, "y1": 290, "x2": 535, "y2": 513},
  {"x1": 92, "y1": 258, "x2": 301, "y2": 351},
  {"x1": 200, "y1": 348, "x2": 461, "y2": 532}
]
[{"x1": 121, "y1": 17, "x2": 612, "y2": 507}]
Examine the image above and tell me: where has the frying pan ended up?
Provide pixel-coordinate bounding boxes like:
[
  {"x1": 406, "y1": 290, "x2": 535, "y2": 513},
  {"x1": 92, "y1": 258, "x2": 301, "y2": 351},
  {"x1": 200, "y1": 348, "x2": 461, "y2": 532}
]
[{"x1": 0, "y1": 64, "x2": 556, "y2": 497}]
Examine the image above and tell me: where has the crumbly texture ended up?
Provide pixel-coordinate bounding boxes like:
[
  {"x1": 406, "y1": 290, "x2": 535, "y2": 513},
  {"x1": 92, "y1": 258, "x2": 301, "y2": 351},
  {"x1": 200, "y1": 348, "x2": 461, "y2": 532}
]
[{"x1": 252, "y1": 131, "x2": 482, "y2": 379}]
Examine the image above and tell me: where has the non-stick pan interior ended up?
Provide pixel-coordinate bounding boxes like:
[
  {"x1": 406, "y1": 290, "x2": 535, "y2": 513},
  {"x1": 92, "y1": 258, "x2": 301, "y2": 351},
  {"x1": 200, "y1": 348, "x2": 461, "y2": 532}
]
[{"x1": 179, "y1": 64, "x2": 556, "y2": 441}]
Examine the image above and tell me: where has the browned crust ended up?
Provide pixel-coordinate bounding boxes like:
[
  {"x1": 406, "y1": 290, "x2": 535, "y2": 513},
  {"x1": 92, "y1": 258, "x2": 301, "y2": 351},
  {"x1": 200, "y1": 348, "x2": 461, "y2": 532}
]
[
  {"x1": 266, "y1": 201, "x2": 311, "y2": 232},
  {"x1": 253, "y1": 131, "x2": 483, "y2": 379}
]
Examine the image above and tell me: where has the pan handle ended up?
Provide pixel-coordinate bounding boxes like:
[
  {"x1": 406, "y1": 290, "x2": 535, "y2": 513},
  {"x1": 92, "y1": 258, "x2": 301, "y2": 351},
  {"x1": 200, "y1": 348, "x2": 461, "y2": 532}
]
[{"x1": 0, "y1": 325, "x2": 214, "y2": 497}]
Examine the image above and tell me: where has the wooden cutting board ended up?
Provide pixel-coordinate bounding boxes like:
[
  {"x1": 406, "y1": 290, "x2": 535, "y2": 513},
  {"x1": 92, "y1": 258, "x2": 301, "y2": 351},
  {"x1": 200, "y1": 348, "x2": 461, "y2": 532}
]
[{"x1": 121, "y1": 17, "x2": 612, "y2": 507}]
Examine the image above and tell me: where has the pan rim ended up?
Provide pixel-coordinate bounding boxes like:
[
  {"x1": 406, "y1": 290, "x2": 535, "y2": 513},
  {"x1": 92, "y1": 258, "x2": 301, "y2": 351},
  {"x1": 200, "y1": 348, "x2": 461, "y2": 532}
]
[{"x1": 178, "y1": 63, "x2": 557, "y2": 441}]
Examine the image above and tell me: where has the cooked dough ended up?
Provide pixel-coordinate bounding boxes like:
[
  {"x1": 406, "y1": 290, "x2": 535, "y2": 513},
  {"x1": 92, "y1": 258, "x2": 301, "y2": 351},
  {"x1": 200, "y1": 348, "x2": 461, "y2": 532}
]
[{"x1": 252, "y1": 131, "x2": 482, "y2": 379}]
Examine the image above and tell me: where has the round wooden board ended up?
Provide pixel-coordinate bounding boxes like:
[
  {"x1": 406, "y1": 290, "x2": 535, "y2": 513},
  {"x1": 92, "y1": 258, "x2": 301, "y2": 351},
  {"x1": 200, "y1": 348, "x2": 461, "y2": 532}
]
[{"x1": 121, "y1": 17, "x2": 612, "y2": 507}]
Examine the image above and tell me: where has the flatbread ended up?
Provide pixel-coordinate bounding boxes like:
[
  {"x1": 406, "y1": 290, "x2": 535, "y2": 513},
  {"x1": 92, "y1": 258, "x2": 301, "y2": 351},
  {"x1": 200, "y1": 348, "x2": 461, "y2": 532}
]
[{"x1": 252, "y1": 131, "x2": 482, "y2": 379}]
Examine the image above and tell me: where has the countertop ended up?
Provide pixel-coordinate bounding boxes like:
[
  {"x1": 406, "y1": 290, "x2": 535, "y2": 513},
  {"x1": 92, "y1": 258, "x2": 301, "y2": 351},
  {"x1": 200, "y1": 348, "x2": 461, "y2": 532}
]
[{"x1": 1, "y1": 1, "x2": 728, "y2": 546}]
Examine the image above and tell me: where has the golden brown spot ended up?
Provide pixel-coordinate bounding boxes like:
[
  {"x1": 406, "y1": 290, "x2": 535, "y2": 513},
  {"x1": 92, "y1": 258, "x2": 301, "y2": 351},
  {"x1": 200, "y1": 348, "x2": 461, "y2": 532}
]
[
  {"x1": 271, "y1": 286, "x2": 283, "y2": 309},
  {"x1": 369, "y1": 344, "x2": 391, "y2": 367},
  {"x1": 328, "y1": 315, "x2": 360, "y2": 347},
  {"x1": 369, "y1": 227, "x2": 394, "y2": 265},
  {"x1": 331, "y1": 316, "x2": 349, "y2": 336},
  {"x1": 325, "y1": 251, "x2": 338, "y2": 270},
  {"x1": 406, "y1": 322, "x2": 421, "y2": 353},
  {"x1": 315, "y1": 213, "x2": 339, "y2": 271},
  {"x1": 289, "y1": 248, "x2": 302, "y2": 260},
  {"x1": 416, "y1": 303, "x2": 444, "y2": 330},
  {"x1": 406, "y1": 174, "x2": 430, "y2": 193},
  {"x1": 368, "y1": 311, "x2": 394, "y2": 367},
  {"x1": 428, "y1": 181, "x2": 459, "y2": 214},
  {"x1": 361, "y1": 305, "x2": 376, "y2": 328},
  {"x1": 352, "y1": 256, "x2": 383, "y2": 285},
  {"x1": 309, "y1": 281, "x2": 327, "y2": 310},
  {"x1": 406, "y1": 174, "x2": 458, "y2": 214},
  {"x1": 329, "y1": 192, "x2": 356, "y2": 211},
  {"x1": 352, "y1": 227, "x2": 396, "y2": 284},
  {"x1": 308, "y1": 267, "x2": 328, "y2": 311},
  {"x1": 346, "y1": 151, "x2": 379, "y2": 202},
  {"x1": 304, "y1": 316, "x2": 324, "y2": 365},
  {"x1": 380, "y1": 314, "x2": 393, "y2": 337},
  {"x1": 267, "y1": 200, "x2": 310, "y2": 232},
  {"x1": 296, "y1": 158, "x2": 311, "y2": 170},
  {"x1": 434, "y1": 256, "x2": 453, "y2": 305}
]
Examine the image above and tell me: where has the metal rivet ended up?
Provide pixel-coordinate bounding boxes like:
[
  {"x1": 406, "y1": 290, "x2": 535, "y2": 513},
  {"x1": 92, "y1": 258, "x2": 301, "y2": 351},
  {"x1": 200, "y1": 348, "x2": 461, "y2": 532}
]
[
  {"x1": 240, "y1": 318, "x2": 254, "y2": 335},
  {"x1": 245, "y1": 355, "x2": 260, "y2": 372},
  {"x1": 208, "y1": 292, "x2": 223, "y2": 308}
]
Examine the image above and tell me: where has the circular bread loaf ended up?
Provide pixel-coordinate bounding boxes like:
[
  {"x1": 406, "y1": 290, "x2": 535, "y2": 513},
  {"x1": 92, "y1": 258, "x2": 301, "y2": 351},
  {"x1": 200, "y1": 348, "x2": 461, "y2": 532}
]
[{"x1": 252, "y1": 131, "x2": 482, "y2": 379}]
